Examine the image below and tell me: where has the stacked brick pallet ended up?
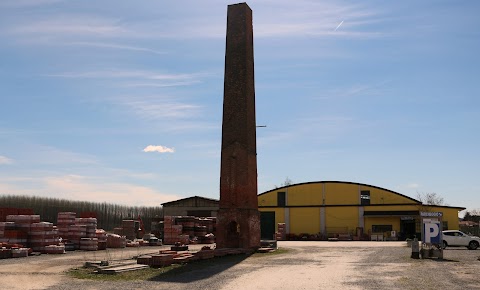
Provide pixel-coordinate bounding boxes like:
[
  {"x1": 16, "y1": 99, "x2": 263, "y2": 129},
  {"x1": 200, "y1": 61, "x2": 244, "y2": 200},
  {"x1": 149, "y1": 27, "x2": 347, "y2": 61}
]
[
  {"x1": 163, "y1": 216, "x2": 216, "y2": 245},
  {"x1": 163, "y1": 216, "x2": 187, "y2": 245},
  {"x1": 112, "y1": 220, "x2": 139, "y2": 240},
  {"x1": 95, "y1": 229, "x2": 108, "y2": 250},
  {"x1": 122, "y1": 220, "x2": 137, "y2": 240},
  {"x1": 28, "y1": 222, "x2": 62, "y2": 253},
  {"x1": 5, "y1": 215, "x2": 40, "y2": 246},
  {"x1": 57, "y1": 212, "x2": 76, "y2": 239},
  {"x1": 0, "y1": 222, "x2": 16, "y2": 244},
  {"x1": 198, "y1": 218, "x2": 216, "y2": 235},
  {"x1": 106, "y1": 234, "x2": 126, "y2": 248},
  {"x1": 276, "y1": 223, "x2": 286, "y2": 241},
  {"x1": 0, "y1": 215, "x2": 63, "y2": 254}
]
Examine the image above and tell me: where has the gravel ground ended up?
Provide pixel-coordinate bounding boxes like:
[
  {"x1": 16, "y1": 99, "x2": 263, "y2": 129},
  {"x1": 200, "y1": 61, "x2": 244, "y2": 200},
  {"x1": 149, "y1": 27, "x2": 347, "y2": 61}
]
[{"x1": 1, "y1": 241, "x2": 479, "y2": 290}]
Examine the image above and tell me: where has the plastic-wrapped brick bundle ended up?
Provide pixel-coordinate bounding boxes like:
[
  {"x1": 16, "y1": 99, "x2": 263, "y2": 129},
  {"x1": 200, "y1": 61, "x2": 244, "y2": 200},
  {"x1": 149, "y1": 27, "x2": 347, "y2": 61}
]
[
  {"x1": 95, "y1": 229, "x2": 108, "y2": 250},
  {"x1": 44, "y1": 244, "x2": 65, "y2": 254},
  {"x1": 80, "y1": 238, "x2": 98, "y2": 251},
  {"x1": 106, "y1": 234, "x2": 126, "y2": 248},
  {"x1": 68, "y1": 224, "x2": 87, "y2": 249},
  {"x1": 75, "y1": 218, "x2": 97, "y2": 238},
  {"x1": 4, "y1": 230, "x2": 28, "y2": 246},
  {"x1": 0, "y1": 248, "x2": 12, "y2": 259},
  {"x1": 11, "y1": 248, "x2": 29, "y2": 258},
  {"x1": 57, "y1": 212, "x2": 76, "y2": 239},
  {"x1": 7, "y1": 215, "x2": 40, "y2": 233},
  {"x1": 28, "y1": 222, "x2": 60, "y2": 253}
]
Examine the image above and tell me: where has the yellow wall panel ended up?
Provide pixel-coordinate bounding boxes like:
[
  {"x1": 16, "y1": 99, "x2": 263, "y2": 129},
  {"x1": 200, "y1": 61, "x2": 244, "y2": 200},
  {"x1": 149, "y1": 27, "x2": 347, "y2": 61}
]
[
  {"x1": 289, "y1": 207, "x2": 320, "y2": 234},
  {"x1": 258, "y1": 191, "x2": 277, "y2": 207},
  {"x1": 360, "y1": 185, "x2": 417, "y2": 205},
  {"x1": 325, "y1": 207, "x2": 358, "y2": 232},
  {"x1": 287, "y1": 184, "x2": 323, "y2": 206},
  {"x1": 324, "y1": 183, "x2": 358, "y2": 205}
]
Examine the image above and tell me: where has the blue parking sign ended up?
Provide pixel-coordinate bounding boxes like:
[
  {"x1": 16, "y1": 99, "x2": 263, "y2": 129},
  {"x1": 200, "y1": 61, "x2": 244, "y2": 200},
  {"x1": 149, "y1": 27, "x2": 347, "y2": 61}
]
[{"x1": 423, "y1": 222, "x2": 441, "y2": 244}]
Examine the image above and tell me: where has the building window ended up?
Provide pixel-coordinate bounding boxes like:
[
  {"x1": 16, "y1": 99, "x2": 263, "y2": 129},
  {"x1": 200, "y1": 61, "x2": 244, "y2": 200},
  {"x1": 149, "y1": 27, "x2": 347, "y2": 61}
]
[
  {"x1": 360, "y1": 190, "x2": 370, "y2": 205},
  {"x1": 372, "y1": 225, "x2": 392, "y2": 233},
  {"x1": 277, "y1": 192, "x2": 286, "y2": 207},
  {"x1": 442, "y1": 221, "x2": 448, "y2": 230}
]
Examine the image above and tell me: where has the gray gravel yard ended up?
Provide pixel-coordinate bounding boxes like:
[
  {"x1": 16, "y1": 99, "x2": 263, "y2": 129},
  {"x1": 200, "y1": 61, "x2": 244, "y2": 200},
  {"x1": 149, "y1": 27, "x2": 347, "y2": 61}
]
[{"x1": 1, "y1": 241, "x2": 479, "y2": 290}]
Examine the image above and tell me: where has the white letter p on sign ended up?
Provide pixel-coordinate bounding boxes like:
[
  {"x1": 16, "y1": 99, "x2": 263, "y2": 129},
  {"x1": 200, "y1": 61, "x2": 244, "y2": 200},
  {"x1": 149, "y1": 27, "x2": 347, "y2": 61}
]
[{"x1": 425, "y1": 223, "x2": 439, "y2": 244}]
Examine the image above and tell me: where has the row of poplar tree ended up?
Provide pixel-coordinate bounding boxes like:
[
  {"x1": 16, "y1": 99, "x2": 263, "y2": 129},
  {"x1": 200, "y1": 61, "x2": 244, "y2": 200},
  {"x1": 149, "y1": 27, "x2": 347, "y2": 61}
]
[{"x1": 0, "y1": 194, "x2": 162, "y2": 231}]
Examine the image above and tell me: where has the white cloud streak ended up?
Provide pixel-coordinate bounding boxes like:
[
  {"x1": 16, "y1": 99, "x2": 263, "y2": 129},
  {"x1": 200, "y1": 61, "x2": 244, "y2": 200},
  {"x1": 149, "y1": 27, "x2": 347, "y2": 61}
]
[
  {"x1": 64, "y1": 41, "x2": 165, "y2": 55},
  {"x1": 334, "y1": 20, "x2": 344, "y2": 31},
  {"x1": 143, "y1": 145, "x2": 175, "y2": 153},
  {"x1": 0, "y1": 175, "x2": 181, "y2": 206},
  {"x1": 0, "y1": 156, "x2": 13, "y2": 165}
]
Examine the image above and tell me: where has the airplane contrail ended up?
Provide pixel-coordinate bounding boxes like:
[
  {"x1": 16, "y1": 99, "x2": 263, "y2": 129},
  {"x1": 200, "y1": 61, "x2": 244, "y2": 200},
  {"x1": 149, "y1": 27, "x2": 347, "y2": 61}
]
[{"x1": 334, "y1": 20, "x2": 344, "y2": 31}]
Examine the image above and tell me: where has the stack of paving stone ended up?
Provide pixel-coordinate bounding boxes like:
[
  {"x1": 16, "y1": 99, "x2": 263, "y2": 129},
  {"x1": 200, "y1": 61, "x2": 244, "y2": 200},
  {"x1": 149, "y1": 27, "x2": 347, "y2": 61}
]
[
  {"x1": 0, "y1": 222, "x2": 15, "y2": 244},
  {"x1": 0, "y1": 247, "x2": 13, "y2": 259},
  {"x1": 75, "y1": 218, "x2": 97, "y2": 238},
  {"x1": 67, "y1": 224, "x2": 87, "y2": 249},
  {"x1": 11, "y1": 248, "x2": 29, "y2": 258},
  {"x1": 95, "y1": 229, "x2": 108, "y2": 250},
  {"x1": 150, "y1": 253, "x2": 174, "y2": 267},
  {"x1": 56, "y1": 212, "x2": 76, "y2": 239},
  {"x1": 28, "y1": 222, "x2": 61, "y2": 253},
  {"x1": 5, "y1": 215, "x2": 40, "y2": 246},
  {"x1": 276, "y1": 223, "x2": 286, "y2": 241},
  {"x1": 80, "y1": 237, "x2": 98, "y2": 251},
  {"x1": 71, "y1": 218, "x2": 98, "y2": 250}
]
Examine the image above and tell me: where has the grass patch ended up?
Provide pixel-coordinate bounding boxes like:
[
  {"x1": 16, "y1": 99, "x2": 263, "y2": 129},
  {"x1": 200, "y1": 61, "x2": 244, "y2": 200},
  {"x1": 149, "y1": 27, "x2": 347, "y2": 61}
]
[
  {"x1": 67, "y1": 264, "x2": 181, "y2": 281},
  {"x1": 67, "y1": 249, "x2": 288, "y2": 282},
  {"x1": 251, "y1": 247, "x2": 290, "y2": 257}
]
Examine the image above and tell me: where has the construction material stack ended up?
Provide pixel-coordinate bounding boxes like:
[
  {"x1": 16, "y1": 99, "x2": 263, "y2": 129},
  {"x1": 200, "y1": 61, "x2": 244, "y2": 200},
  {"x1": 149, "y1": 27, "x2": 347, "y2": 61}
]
[
  {"x1": 163, "y1": 216, "x2": 188, "y2": 245},
  {"x1": 95, "y1": 229, "x2": 108, "y2": 250},
  {"x1": 5, "y1": 215, "x2": 40, "y2": 246},
  {"x1": 0, "y1": 222, "x2": 14, "y2": 244},
  {"x1": 57, "y1": 212, "x2": 76, "y2": 239},
  {"x1": 28, "y1": 222, "x2": 62, "y2": 253},
  {"x1": 75, "y1": 217, "x2": 98, "y2": 251},
  {"x1": 106, "y1": 234, "x2": 126, "y2": 248},
  {"x1": 276, "y1": 223, "x2": 286, "y2": 241},
  {"x1": 121, "y1": 220, "x2": 137, "y2": 240}
]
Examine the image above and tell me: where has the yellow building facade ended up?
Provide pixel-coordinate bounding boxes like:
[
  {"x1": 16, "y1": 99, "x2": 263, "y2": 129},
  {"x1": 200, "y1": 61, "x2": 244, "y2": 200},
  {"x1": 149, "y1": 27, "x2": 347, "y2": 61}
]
[{"x1": 258, "y1": 181, "x2": 465, "y2": 240}]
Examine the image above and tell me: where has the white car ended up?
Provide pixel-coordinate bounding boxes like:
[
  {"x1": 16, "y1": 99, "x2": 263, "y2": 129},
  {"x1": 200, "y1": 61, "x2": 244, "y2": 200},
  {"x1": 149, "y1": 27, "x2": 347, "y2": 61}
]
[{"x1": 442, "y1": 230, "x2": 480, "y2": 250}]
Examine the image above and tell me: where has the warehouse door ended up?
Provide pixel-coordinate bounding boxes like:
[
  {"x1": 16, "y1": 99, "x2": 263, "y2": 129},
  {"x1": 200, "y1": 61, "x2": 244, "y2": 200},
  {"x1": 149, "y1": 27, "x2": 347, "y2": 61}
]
[{"x1": 260, "y1": 211, "x2": 275, "y2": 240}]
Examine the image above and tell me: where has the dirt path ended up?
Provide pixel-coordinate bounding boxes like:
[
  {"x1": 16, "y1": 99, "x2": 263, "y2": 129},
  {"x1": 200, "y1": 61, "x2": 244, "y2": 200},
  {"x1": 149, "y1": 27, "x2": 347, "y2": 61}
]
[{"x1": 1, "y1": 242, "x2": 478, "y2": 290}]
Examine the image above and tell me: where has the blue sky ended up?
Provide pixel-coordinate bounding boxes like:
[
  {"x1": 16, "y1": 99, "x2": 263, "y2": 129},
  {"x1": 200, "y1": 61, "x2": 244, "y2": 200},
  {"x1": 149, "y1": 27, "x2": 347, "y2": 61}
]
[{"x1": 1, "y1": 0, "x2": 479, "y2": 213}]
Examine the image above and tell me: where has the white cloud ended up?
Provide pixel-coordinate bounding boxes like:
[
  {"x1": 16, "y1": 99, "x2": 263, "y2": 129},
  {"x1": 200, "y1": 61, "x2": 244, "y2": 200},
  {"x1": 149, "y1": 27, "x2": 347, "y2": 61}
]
[
  {"x1": 407, "y1": 183, "x2": 420, "y2": 189},
  {"x1": 143, "y1": 145, "x2": 175, "y2": 153},
  {"x1": 0, "y1": 175, "x2": 181, "y2": 206},
  {"x1": 0, "y1": 155, "x2": 13, "y2": 165},
  {"x1": 64, "y1": 41, "x2": 165, "y2": 55},
  {"x1": 8, "y1": 16, "x2": 127, "y2": 37}
]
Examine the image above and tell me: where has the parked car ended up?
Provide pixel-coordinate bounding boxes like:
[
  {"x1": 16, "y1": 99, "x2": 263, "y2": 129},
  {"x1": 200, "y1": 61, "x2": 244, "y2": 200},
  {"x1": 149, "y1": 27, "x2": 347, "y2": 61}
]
[{"x1": 442, "y1": 230, "x2": 480, "y2": 250}]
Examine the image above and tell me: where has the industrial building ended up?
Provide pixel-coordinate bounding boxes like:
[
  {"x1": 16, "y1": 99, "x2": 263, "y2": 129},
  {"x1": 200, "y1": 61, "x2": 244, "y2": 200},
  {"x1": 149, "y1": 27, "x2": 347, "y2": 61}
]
[
  {"x1": 162, "y1": 196, "x2": 219, "y2": 218},
  {"x1": 258, "y1": 181, "x2": 464, "y2": 240},
  {"x1": 161, "y1": 181, "x2": 465, "y2": 241}
]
